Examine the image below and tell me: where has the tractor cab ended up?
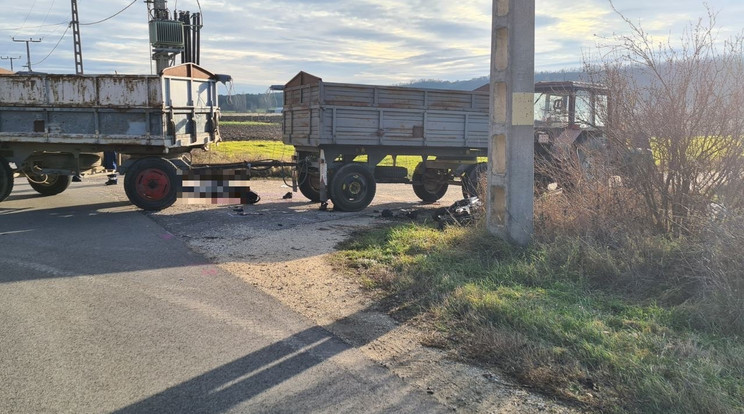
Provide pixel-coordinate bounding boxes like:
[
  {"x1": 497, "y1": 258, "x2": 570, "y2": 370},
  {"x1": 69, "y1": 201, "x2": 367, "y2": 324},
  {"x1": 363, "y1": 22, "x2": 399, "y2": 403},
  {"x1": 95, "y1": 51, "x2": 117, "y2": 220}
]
[
  {"x1": 533, "y1": 81, "x2": 609, "y2": 151},
  {"x1": 533, "y1": 81, "x2": 610, "y2": 185}
]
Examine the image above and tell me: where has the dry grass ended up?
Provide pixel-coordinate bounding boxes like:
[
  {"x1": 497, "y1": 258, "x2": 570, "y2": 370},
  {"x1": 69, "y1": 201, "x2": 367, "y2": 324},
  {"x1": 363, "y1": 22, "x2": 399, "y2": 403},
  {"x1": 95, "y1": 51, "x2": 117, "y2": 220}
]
[
  {"x1": 535, "y1": 151, "x2": 744, "y2": 334},
  {"x1": 336, "y1": 151, "x2": 744, "y2": 413}
]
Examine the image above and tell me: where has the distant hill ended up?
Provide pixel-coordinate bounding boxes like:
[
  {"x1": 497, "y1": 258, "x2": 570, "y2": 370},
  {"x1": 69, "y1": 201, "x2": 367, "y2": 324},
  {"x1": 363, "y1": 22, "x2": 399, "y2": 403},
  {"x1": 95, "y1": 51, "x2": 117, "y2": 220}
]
[
  {"x1": 399, "y1": 70, "x2": 585, "y2": 91},
  {"x1": 219, "y1": 70, "x2": 588, "y2": 112},
  {"x1": 396, "y1": 77, "x2": 490, "y2": 91}
]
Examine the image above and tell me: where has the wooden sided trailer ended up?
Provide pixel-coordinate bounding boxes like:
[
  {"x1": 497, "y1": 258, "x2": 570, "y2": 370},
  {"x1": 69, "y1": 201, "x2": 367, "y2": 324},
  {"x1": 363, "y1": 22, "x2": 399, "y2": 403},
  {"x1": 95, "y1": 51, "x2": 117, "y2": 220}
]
[{"x1": 281, "y1": 72, "x2": 491, "y2": 212}]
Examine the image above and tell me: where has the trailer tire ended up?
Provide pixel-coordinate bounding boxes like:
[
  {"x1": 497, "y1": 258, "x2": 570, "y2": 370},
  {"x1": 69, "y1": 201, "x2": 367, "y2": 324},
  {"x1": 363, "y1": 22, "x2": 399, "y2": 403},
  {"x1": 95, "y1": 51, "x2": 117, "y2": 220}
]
[
  {"x1": 412, "y1": 164, "x2": 448, "y2": 202},
  {"x1": 329, "y1": 163, "x2": 376, "y2": 212},
  {"x1": 0, "y1": 156, "x2": 13, "y2": 202},
  {"x1": 462, "y1": 163, "x2": 487, "y2": 198},
  {"x1": 297, "y1": 162, "x2": 321, "y2": 202},
  {"x1": 124, "y1": 157, "x2": 179, "y2": 211},
  {"x1": 27, "y1": 174, "x2": 71, "y2": 196}
]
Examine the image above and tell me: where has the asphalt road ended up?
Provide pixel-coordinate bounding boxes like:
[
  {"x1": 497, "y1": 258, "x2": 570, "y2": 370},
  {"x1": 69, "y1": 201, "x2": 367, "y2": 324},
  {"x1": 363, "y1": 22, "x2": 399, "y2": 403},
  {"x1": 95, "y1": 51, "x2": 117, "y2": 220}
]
[{"x1": 0, "y1": 176, "x2": 449, "y2": 413}]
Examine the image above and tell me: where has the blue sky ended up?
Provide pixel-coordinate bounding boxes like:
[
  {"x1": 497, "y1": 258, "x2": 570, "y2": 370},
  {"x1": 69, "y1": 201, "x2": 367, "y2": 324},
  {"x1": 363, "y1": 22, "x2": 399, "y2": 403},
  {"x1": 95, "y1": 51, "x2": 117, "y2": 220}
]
[{"x1": 1, "y1": 0, "x2": 742, "y2": 92}]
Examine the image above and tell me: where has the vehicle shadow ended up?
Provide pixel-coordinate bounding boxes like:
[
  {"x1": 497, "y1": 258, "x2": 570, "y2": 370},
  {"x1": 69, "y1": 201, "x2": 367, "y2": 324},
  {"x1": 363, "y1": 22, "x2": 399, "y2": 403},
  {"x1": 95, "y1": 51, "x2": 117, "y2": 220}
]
[
  {"x1": 0, "y1": 193, "x2": 450, "y2": 283},
  {"x1": 107, "y1": 199, "x2": 453, "y2": 412},
  {"x1": 0, "y1": 200, "x2": 211, "y2": 283},
  {"x1": 112, "y1": 305, "x2": 439, "y2": 414}
]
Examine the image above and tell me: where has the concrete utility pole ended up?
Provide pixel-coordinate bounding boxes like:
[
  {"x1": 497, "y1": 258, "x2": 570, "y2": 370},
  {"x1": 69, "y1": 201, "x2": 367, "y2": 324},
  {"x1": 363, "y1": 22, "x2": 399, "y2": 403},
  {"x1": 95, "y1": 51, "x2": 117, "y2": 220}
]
[
  {"x1": 12, "y1": 38, "x2": 42, "y2": 72},
  {"x1": 488, "y1": 0, "x2": 535, "y2": 246},
  {"x1": 1, "y1": 56, "x2": 22, "y2": 72}
]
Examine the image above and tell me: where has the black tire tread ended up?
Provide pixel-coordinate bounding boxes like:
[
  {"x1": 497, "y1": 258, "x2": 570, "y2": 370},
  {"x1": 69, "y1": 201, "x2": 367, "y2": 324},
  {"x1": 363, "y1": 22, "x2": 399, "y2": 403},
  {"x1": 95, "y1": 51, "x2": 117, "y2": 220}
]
[
  {"x1": 329, "y1": 163, "x2": 376, "y2": 212},
  {"x1": 461, "y1": 163, "x2": 487, "y2": 198},
  {"x1": 0, "y1": 156, "x2": 13, "y2": 202},
  {"x1": 124, "y1": 158, "x2": 179, "y2": 211},
  {"x1": 27, "y1": 174, "x2": 71, "y2": 196},
  {"x1": 411, "y1": 163, "x2": 448, "y2": 202}
]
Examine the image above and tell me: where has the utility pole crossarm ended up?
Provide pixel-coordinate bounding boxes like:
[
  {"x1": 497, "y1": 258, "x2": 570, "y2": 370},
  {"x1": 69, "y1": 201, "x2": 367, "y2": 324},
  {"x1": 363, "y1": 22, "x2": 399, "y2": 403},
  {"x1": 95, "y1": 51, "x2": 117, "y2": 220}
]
[
  {"x1": 12, "y1": 38, "x2": 42, "y2": 72},
  {"x1": 1, "y1": 56, "x2": 23, "y2": 72}
]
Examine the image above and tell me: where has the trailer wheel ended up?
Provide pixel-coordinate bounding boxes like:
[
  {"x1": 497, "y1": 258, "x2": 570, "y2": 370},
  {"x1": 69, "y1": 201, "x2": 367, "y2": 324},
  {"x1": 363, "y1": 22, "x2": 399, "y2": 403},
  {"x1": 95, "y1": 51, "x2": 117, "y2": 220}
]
[
  {"x1": 27, "y1": 173, "x2": 71, "y2": 196},
  {"x1": 462, "y1": 163, "x2": 487, "y2": 198},
  {"x1": 412, "y1": 164, "x2": 448, "y2": 202},
  {"x1": 124, "y1": 158, "x2": 179, "y2": 211},
  {"x1": 297, "y1": 161, "x2": 321, "y2": 202},
  {"x1": 0, "y1": 156, "x2": 13, "y2": 202},
  {"x1": 329, "y1": 163, "x2": 376, "y2": 212}
]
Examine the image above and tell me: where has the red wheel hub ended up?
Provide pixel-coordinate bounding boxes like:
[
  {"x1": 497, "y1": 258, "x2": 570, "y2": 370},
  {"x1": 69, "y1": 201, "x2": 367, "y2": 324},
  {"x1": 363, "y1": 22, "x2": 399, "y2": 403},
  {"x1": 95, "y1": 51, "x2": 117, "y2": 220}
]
[{"x1": 135, "y1": 168, "x2": 171, "y2": 200}]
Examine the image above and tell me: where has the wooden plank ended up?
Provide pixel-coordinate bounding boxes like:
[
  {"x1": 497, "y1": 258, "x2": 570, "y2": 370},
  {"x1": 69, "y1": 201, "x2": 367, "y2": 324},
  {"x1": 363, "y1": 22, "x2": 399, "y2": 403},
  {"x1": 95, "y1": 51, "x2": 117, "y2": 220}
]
[{"x1": 282, "y1": 76, "x2": 492, "y2": 150}]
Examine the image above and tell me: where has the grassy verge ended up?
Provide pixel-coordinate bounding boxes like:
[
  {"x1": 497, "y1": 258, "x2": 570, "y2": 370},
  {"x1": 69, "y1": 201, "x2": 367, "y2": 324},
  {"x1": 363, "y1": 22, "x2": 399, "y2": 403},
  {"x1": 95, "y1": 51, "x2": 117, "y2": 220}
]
[
  {"x1": 335, "y1": 217, "x2": 744, "y2": 413},
  {"x1": 193, "y1": 140, "x2": 295, "y2": 164}
]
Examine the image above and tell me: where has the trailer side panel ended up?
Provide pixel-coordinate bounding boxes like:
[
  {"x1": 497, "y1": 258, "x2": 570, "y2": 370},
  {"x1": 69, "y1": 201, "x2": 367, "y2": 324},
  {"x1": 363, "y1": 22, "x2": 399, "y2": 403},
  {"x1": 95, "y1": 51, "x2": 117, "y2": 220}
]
[
  {"x1": 283, "y1": 78, "x2": 489, "y2": 150},
  {"x1": 0, "y1": 64, "x2": 220, "y2": 148}
]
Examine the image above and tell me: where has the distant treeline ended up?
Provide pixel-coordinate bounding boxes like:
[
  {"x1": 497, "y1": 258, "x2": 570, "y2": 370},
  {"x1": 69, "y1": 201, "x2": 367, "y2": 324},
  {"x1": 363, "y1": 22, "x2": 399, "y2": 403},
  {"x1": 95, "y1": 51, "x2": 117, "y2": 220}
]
[
  {"x1": 219, "y1": 70, "x2": 586, "y2": 111},
  {"x1": 219, "y1": 93, "x2": 283, "y2": 113},
  {"x1": 399, "y1": 70, "x2": 585, "y2": 91}
]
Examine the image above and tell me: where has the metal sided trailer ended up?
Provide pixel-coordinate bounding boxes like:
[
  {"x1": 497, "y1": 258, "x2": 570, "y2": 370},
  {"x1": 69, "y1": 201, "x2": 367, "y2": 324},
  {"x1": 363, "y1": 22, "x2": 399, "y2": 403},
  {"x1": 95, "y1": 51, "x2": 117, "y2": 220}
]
[
  {"x1": 282, "y1": 72, "x2": 491, "y2": 212},
  {"x1": 0, "y1": 63, "x2": 225, "y2": 210}
]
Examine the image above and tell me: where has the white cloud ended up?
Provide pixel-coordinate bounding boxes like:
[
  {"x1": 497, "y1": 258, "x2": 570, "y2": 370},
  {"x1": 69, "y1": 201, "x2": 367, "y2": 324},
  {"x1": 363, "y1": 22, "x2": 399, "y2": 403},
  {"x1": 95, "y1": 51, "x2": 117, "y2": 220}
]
[{"x1": 0, "y1": 0, "x2": 741, "y2": 92}]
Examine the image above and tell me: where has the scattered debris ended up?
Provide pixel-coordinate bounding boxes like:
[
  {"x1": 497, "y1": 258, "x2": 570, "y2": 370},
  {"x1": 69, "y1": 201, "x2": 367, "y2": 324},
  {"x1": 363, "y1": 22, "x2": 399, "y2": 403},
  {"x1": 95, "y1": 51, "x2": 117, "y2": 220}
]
[
  {"x1": 282, "y1": 192, "x2": 293, "y2": 199},
  {"x1": 433, "y1": 197, "x2": 483, "y2": 228},
  {"x1": 244, "y1": 190, "x2": 261, "y2": 204},
  {"x1": 379, "y1": 208, "x2": 423, "y2": 220}
]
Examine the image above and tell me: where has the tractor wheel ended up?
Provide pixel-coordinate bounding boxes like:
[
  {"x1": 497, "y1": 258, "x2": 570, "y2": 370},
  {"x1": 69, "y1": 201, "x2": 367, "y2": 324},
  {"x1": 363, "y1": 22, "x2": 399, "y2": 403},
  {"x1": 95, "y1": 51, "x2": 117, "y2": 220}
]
[
  {"x1": 412, "y1": 163, "x2": 448, "y2": 202},
  {"x1": 124, "y1": 158, "x2": 179, "y2": 211},
  {"x1": 329, "y1": 163, "x2": 376, "y2": 212},
  {"x1": 27, "y1": 173, "x2": 71, "y2": 196},
  {"x1": 462, "y1": 163, "x2": 487, "y2": 198},
  {"x1": 0, "y1": 156, "x2": 13, "y2": 202}
]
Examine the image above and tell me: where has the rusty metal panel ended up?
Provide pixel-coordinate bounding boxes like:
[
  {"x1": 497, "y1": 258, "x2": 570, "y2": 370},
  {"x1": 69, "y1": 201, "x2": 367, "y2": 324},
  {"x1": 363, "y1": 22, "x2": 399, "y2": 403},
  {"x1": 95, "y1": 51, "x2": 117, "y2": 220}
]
[
  {"x1": 47, "y1": 76, "x2": 97, "y2": 105},
  {"x1": 0, "y1": 65, "x2": 220, "y2": 149},
  {"x1": 0, "y1": 76, "x2": 47, "y2": 105},
  {"x1": 97, "y1": 76, "x2": 159, "y2": 107}
]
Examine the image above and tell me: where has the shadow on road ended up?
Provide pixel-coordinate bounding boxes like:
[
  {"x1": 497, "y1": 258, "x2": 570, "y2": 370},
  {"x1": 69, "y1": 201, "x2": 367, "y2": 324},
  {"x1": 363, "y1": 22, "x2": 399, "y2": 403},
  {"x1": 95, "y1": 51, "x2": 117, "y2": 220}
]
[
  {"x1": 0, "y1": 200, "x2": 213, "y2": 283},
  {"x1": 113, "y1": 307, "x2": 433, "y2": 413},
  {"x1": 0, "y1": 195, "x2": 443, "y2": 280}
]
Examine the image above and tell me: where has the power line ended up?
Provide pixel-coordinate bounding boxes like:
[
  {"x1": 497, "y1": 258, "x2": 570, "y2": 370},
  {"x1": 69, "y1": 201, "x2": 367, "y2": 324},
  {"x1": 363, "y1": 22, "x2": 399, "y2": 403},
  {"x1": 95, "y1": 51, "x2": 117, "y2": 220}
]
[
  {"x1": 80, "y1": 0, "x2": 138, "y2": 26},
  {"x1": 20, "y1": 0, "x2": 39, "y2": 32},
  {"x1": 36, "y1": 0, "x2": 58, "y2": 36},
  {"x1": 5, "y1": 0, "x2": 139, "y2": 34},
  {"x1": 0, "y1": 21, "x2": 68, "y2": 33},
  {"x1": 32, "y1": 25, "x2": 69, "y2": 66},
  {"x1": 195, "y1": 0, "x2": 203, "y2": 25}
]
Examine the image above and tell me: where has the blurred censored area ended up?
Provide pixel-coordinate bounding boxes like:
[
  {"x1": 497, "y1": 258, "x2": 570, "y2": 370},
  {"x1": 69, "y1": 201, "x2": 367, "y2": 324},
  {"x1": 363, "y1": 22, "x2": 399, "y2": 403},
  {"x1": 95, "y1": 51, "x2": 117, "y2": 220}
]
[{"x1": 178, "y1": 168, "x2": 258, "y2": 205}]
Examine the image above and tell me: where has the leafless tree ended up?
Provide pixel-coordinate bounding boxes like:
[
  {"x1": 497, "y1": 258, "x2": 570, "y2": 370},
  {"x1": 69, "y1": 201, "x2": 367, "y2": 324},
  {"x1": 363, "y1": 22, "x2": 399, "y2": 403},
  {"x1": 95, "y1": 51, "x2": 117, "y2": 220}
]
[{"x1": 589, "y1": 2, "x2": 744, "y2": 233}]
